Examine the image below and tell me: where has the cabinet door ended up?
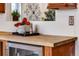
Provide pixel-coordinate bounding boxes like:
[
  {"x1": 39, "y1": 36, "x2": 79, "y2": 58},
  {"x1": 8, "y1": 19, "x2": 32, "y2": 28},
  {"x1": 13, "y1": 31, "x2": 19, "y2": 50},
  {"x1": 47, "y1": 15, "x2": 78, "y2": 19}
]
[
  {"x1": 0, "y1": 3, "x2": 5, "y2": 13},
  {"x1": 0, "y1": 40, "x2": 7, "y2": 56},
  {"x1": 43, "y1": 41, "x2": 75, "y2": 56}
]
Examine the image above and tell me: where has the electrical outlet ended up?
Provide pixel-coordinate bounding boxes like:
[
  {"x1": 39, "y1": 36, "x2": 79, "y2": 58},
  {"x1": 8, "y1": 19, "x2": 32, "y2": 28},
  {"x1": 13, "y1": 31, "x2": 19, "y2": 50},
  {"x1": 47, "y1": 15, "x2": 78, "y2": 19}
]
[{"x1": 69, "y1": 16, "x2": 74, "y2": 26}]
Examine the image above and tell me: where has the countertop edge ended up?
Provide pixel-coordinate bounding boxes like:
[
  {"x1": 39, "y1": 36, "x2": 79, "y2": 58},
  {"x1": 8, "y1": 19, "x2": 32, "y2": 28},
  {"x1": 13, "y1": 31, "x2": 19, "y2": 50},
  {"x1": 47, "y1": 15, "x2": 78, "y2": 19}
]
[
  {"x1": 54, "y1": 37, "x2": 77, "y2": 47},
  {"x1": 0, "y1": 32, "x2": 77, "y2": 47}
]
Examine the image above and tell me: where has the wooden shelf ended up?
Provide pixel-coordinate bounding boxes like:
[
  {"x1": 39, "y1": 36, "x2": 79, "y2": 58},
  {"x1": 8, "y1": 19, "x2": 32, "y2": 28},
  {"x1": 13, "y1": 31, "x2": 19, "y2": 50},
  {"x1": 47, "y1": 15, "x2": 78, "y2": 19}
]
[
  {"x1": 0, "y1": 3, "x2": 5, "y2": 13},
  {"x1": 47, "y1": 3, "x2": 77, "y2": 9}
]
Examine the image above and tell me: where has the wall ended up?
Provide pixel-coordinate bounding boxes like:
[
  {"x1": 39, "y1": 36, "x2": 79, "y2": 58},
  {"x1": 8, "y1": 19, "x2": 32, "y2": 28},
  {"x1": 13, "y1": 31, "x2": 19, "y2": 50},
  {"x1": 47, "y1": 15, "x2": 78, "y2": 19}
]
[
  {"x1": 0, "y1": 3, "x2": 16, "y2": 32},
  {"x1": 32, "y1": 10, "x2": 76, "y2": 36},
  {"x1": 0, "y1": 3, "x2": 79, "y2": 55},
  {"x1": 74, "y1": 4, "x2": 79, "y2": 56}
]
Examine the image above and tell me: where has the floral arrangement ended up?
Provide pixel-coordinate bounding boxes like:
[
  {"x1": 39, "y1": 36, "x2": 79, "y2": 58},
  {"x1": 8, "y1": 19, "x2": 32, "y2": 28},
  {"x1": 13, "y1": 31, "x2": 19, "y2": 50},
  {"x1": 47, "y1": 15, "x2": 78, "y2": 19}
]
[{"x1": 15, "y1": 18, "x2": 30, "y2": 27}]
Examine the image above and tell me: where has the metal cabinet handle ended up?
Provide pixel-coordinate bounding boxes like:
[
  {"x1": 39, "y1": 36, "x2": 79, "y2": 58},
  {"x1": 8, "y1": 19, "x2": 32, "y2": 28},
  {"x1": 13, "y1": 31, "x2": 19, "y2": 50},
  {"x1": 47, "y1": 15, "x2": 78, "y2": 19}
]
[{"x1": 0, "y1": 46, "x2": 2, "y2": 48}]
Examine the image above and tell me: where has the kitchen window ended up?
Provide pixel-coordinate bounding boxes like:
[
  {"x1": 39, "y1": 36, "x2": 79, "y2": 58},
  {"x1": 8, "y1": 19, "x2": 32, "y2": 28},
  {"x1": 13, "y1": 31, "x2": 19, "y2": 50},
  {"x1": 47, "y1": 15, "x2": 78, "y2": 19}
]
[
  {"x1": 11, "y1": 3, "x2": 21, "y2": 15},
  {"x1": 11, "y1": 3, "x2": 21, "y2": 21}
]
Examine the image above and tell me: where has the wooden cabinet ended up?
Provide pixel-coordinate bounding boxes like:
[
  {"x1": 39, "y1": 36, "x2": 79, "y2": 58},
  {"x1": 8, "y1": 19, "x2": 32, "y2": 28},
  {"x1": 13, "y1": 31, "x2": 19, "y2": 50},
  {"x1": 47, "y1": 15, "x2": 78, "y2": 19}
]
[
  {"x1": 0, "y1": 40, "x2": 7, "y2": 56},
  {"x1": 0, "y1": 41, "x2": 2, "y2": 56},
  {"x1": 47, "y1": 3, "x2": 77, "y2": 9},
  {"x1": 0, "y1": 32, "x2": 77, "y2": 56},
  {"x1": 0, "y1": 3, "x2": 5, "y2": 13},
  {"x1": 43, "y1": 41, "x2": 75, "y2": 56}
]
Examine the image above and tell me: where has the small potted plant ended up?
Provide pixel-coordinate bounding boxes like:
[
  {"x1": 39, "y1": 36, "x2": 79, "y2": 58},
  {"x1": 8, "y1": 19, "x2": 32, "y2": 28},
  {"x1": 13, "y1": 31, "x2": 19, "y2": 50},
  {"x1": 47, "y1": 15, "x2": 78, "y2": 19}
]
[{"x1": 11, "y1": 10, "x2": 20, "y2": 21}]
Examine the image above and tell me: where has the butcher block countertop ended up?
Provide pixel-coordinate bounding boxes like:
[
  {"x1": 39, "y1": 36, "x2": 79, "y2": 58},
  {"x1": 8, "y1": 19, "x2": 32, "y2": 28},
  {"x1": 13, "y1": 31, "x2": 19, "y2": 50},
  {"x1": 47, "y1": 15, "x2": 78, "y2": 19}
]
[{"x1": 0, "y1": 32, "x2": 77, "y2": 47}]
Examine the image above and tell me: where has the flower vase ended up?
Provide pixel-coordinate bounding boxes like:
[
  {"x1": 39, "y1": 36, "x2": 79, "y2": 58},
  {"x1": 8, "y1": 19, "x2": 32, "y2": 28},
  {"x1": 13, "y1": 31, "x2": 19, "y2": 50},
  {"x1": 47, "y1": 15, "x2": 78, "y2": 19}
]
[
  {"x1": 25, "y1": 25, "x2": 31, "y2": 33},
  {"x1": 17, "y1": 25, "x2": 26, "y2": 34}
]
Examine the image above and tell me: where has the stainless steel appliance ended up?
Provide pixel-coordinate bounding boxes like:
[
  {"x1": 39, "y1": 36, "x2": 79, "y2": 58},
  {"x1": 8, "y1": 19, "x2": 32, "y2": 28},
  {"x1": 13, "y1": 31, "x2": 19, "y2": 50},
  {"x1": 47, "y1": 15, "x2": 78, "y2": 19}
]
[{"x1": 8, "y1": 41, "x2": 43, "y2": 56}]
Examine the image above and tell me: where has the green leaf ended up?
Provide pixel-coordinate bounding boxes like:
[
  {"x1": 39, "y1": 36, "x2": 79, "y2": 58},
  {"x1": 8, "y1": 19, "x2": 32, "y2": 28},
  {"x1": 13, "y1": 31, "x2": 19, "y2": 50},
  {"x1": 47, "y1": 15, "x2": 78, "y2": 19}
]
[{"x1": 11, "y1": 10, "x2": 20, "y2": 17}]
